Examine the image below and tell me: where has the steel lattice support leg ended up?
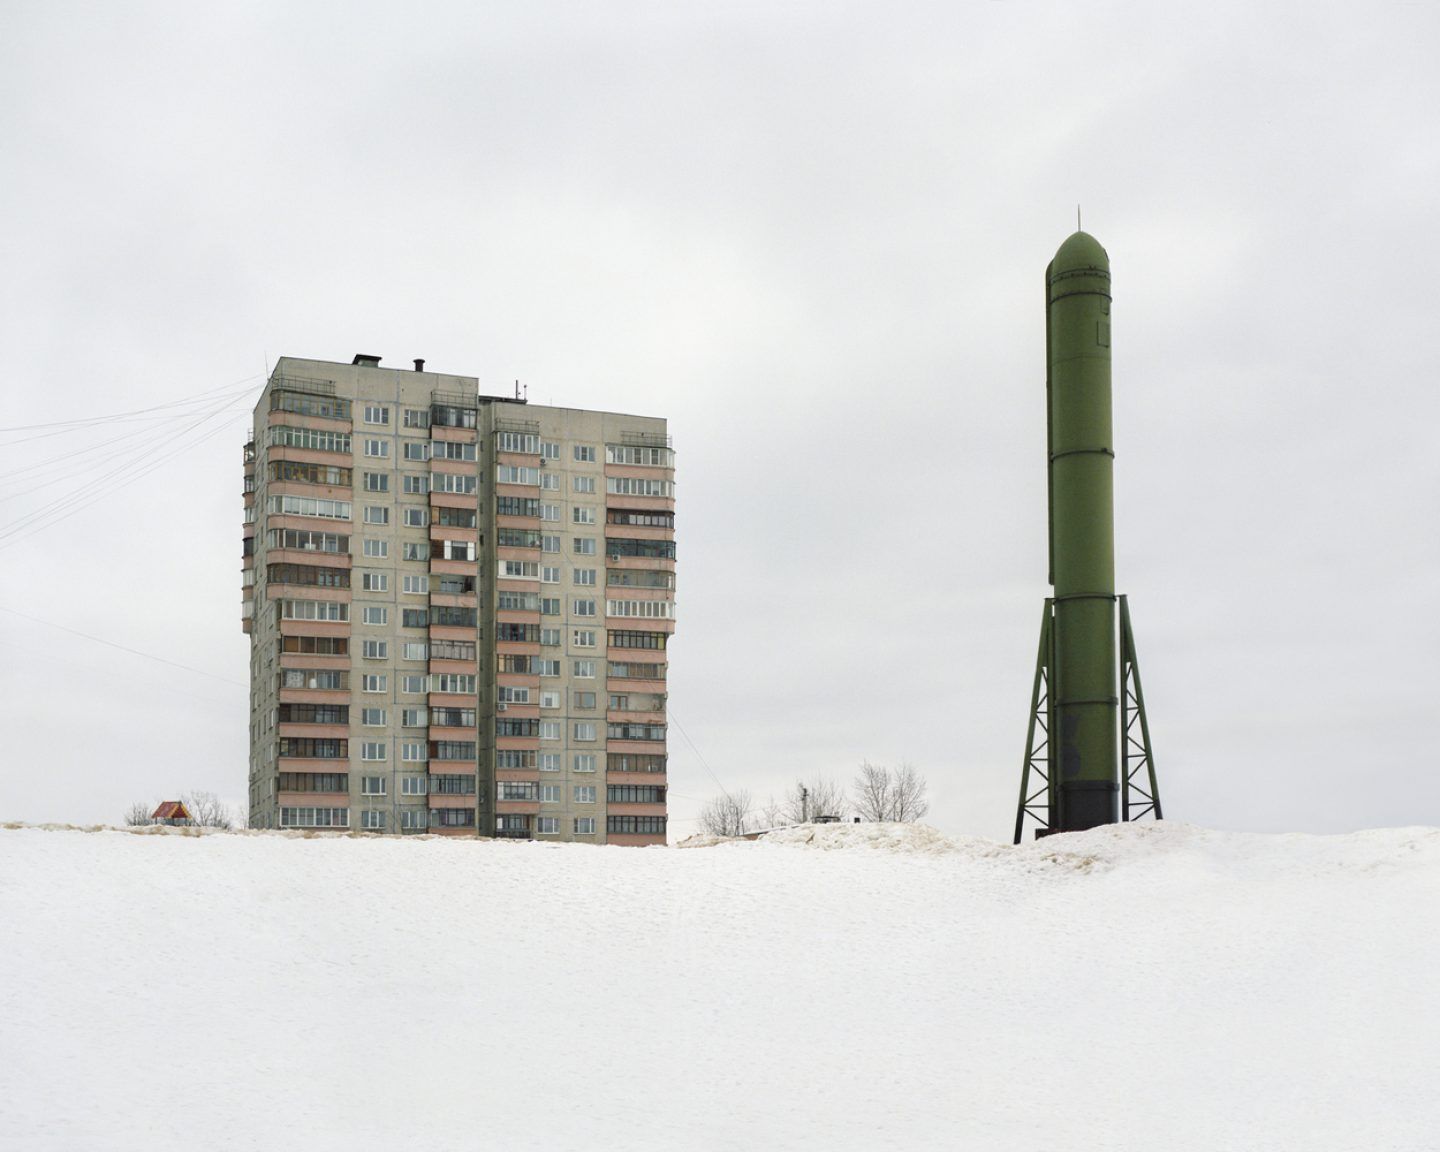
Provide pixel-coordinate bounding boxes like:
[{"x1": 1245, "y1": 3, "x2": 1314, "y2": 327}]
[
  {"x1": 1119, "y1": 595, "x2": 1163, "y2": 823},
  {"x1": 1014, "y1": 600, "x2": 1056, "y2": 844}
]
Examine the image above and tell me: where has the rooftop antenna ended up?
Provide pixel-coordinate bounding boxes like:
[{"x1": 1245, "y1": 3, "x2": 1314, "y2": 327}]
[
  {"x1": 1077, "y1": 204, "x2": 1082, "y2": 231},
  {"x1": 514, "y1": 379, "x2": 520, "y2": 400}
]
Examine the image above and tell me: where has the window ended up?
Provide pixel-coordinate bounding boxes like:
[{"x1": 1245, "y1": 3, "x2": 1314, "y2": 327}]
[
  {"x1": 364, "y1": 439, "x2": 390, "y2": 458},
  {"x1": 540, "y1": 691, "x2": 560, "y2": 709},
  {"x1": 540, "y1": 504, "x2": 560, "y2": 522},
  {"x1": 402, "y1": 707, "x2": 428, "y2": 727},
  {"x1": 402, "y1": 742, "x2": 427, "y2": 762},
  {"x1": 499, "y1": 782, "x2": 537, "y2": 801},
  {"x1": 497, "y1": 431, "x2": 540, "y2": 454},
  {"x1": 403, "y1": 408, "x2": 430, "y2": 429},
  {"x1": 573, "y1": 537, "x2": 596, "y2": 555},
  {"x1": 607, "y1": 599, "x2": 676, "y2": 620},
  {"x1": 361, "y1": 742, "x2": 387, "y2": 761},
  {"x1": 363, "y1": 505, "x2": 389, "y2": 526},
  {"x1": 540, "y1": 441, "x2": 560, "y2": 460},
  {"x1": 572, "y1": 476, "x2": 596, "y2": 494},
  {"x1": 497, "y1": 464, "x2": 540, "y2": 485},
  {"x1": 362, "y1": 640, "x2": 388, "y2": 659},
  {"x1": 572, "y1": 506, "x2": 596, "y2": 525},
  {"x1": 540, "y1": 785, "x2": 561, "y2": 804},
  {"x1": 401, "y1": 674, "x2": 426, "y2": 694},
  {"x1": 607, "y1": 815, "x2": 667, "y2": 834},
  {"x1": 435, "y1": 506, "x2": 478, "y2": 529},
  {"x1": 362, "y1": 472, "x2": 389, "y2": 492},
  {"x1": 430, "y1": 673, "x2": 476, "y2": 694},
  {"x1": 279, "y1": 600, "x2": 349, "y2": 622},
  {"x1": 573, "y1": 753, "x2": 597, "y2": 773},
  {"x1": 360, "y1": 571, "x2": 389, "y2": 593},
  {"x1": 537, "y1": 816, "x2": 560, "y2": 835},
  {"x1": 607, "y1": 509, "x2": 674, "y2": 529},
  {"x1": 574, "y1": 444, "x2": 597, "y2": 462},
  {"x1": 574, "y1": 816, "x2": 596, "y2": 835},
  {"x1": 360, "y1": 810, "x2": 385, "y2": 830},
  {"x1": 266, "y1": 528, "x2": 348, "y2": 554},
  {"x1": 403, "y1": 574, "x2": 428, "y2": 595},
  {"x1": 573, "y1": 785, "x2": 596, "y2": 804},
  {"x1": 361, "y1": 776, "x2": 386, "y2": 795},
  {"x1": 433, "y1": 440, "x2": 477, "y2": 461},
  {"x1": 402, "y1": 473, "x2": 430, "y2": 494},
  {"x1": 403, "y1": 642, "x2": 429, "y2": 661},
  {"x1": 402, "y1": 608, "x2": 428, "y2": 629},
  {"x1": 363, "y1": 539, "x2": 389, "y2": 559},
  {"x1": 269, "y1": 391, "x2": 351, "y2": 421},
  {"x1": 572, "y1": 691, "x2": 596, "y2": 710},
  {"x1": 573, "y1": 569, "x2": 596, "y2": 587},
  {"x1": 539, "y1": 753, "x2": 561, "y2": 772},
  {"x1": 605, "y1": 445, "x2": 674, "y2": 467},
  {"x1": 403, "y1": 507, "x2": 428, "y2": 527},
  {"x1": 433, "y1": 472, "x2": 478, "y2": 495},
  {"x1": 606, "y1": 476, "x2": 675, "y2": 498},
  {"x1": 540, "y1": 628, "x2": 561, "y2": 646},
  {"x1": 540, "y1": 472, "x2": 559, "y2": 491},
  {"x1": 541, "y1": 566, "x2": 560, "y2": 583},
  {"x1": 541, "y1": 535, "x2": 560, "y2": 553},
  {"x1": 572, "y1": 599, "x2": 596, "y2": 617},
  {"x1": 608, "y1": 785, "x2": 666, "y2": 804},
  {"x1": 265, "y1": 495, "x2": 352, "y2": 520},
  {"x1": 364, "y1": 405, "x2": 390, "y2": 425},
  {"x1": 572, "y1": 629, "x2": 597, "y2": 648},
  {"x1": 401, "y1": 775, "x2": 428, "y2": 796},
  {"x1": 404, "y1": 442, "x2": 432, "y2": 462},
  {"x1": 402, "y1": 542, "x2": 426, "y2": 561},
  {"x1": 607, "y1": 722, "x2": 667, "y2": 742},
  {"x1": 540, "y1": 598, "x2": 561, "y2": 616},
  {"x1": 269, "y1": 426, "x2": 350, "y2": 454},
  {"x1": 607, "y1": 569, "x2": 676, "y2": 590},
  {"x1": 573, "y1": 722, "x2": 597, "y2": 741},
  {"x1": 573, "y1": 660, "x2": 596, "y2": 678},
  {"x1": 361, "y1": 707, "x2": 386, "y2": 726},
  {"x1": 496, "y1": 686, "x2": 531, "y2": 704},
  {"x1": 610, "y1": 629, "x2": 668, "y2": 650},
  {"x1": 540, "y1": 720, "x2": 561, "y2": 741},
  {"x1": 497, "y1": 750, "x2": 537, "y2": 770},
  {"x1": 606, "y1": 537, "x2": 676, "y2": 560},
  {"x1": 400, "y1": 809, "x2": 428, "y2": 829},
  {"x1": 431, "y1": 404, "x2": 477, "y2": 430},
  {"x1": 279, "y1": 807, "x2": 349, "y2": 828},
  {"x1": 362, "y1": 606, "x2": 388, "y2": 626},
  {"x1": 499, "y1": 560, "x2": 539, "y2": 579},
  {"x1": 433, "y1": 539, "x2": 476, "y2": 562},
  {"x1": 499, "y1": 591, "x2": 539, "y2": 611}
]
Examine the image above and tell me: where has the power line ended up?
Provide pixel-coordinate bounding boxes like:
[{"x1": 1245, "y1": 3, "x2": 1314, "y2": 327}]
[
  {"x1": 0, "y1": 606, "x2": 247, "y2": 688},
  {"x1": 0, "y1": 376, "x2": 263, "y2": 435}
]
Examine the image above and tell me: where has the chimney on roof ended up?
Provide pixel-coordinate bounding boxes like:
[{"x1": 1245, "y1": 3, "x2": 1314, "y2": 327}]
[
  {"x1": 352, "y1": 354, "x2": 381, "y2": 367},
  {"x1": 414, "y1": 359, "x2": 425, "y2": 372}
]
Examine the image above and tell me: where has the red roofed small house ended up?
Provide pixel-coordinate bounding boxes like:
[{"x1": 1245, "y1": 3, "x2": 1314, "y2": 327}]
[{"x1": 151, "y1": 801, "x2": 193, "y2": 827}]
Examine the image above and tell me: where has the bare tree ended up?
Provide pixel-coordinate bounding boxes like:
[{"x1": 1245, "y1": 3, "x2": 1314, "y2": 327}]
[
  {"x1": 778, "y1": 775, "x2": 847, "y2": 824},
  {"x1": 181, "y1": 791, "x2": 235, "y2": 830},
  {"x1": 123, "y1": 801, "x2": 153, "y2": 827},
  {"x1": 697, "y1": 789, "x2": 753, "y2": 838},
  {"x1": 890, "y1": 762, "x2": 929, "y2": 822},
  {"x1": 757, "y1": 795, "x2": 786, "y2": 830},
  {"x1": 851, "y1": 761, "x2": 893, "y2": 823},
  {"x1": 850, "y1": 761, "x2": 930, "y2": 822}
]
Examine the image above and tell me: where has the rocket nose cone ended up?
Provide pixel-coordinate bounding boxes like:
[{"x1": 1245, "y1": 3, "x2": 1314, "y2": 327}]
[{"x1": 1052, "y1": 230, "x2": 1110, "y2": 273}]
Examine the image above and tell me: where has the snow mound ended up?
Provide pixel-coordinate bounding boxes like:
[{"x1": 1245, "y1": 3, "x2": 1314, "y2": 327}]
[{"x1": 2, "y1": 822, "x2": 1437, "y2": 1151}]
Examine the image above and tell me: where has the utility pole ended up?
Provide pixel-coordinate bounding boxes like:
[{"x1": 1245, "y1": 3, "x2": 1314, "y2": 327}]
[{"x1": 801, "y1": 785, "x2": 809, "y2": 824}]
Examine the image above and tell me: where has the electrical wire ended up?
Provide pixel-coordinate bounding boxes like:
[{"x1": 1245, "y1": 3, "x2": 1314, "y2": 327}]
[
  {"x1": 0, "y1": 606, "x2": 247, "y2": 688},
  {"x1": 0, "y1": 375, "x2": 263, "y2": 435}
]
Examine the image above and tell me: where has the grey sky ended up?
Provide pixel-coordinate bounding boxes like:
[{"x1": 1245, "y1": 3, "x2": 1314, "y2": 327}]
[{"x1": 2, "y1": 0, "x2": 1437, "y2": 838}]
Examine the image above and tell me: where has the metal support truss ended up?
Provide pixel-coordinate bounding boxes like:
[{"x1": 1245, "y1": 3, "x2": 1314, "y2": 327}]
[
  {"x1": 1013, "y1": 599, "x2": 1056, "y2": 844},
  {"x1": 1119, "y1": 595, "x2": 1163, "y2": 823}
]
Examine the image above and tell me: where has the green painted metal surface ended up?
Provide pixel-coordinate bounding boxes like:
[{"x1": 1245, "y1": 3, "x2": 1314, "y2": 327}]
[{"x1": 1046, "y1": 232, "x2": 1118, "y2": 831}]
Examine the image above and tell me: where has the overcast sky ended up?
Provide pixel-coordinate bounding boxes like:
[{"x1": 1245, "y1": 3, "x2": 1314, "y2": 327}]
[{"x1": 2, "y1": 0, "x2": 1437, "y2": 839}]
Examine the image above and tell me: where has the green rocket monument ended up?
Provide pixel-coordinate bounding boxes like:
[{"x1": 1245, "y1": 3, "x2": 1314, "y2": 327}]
[{"x1": 1013, "y1": 231, "x2": 1164, "y2": 842}]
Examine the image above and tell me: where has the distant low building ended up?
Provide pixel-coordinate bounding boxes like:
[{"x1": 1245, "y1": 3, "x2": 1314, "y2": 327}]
[{"x1": 151, "y1": 801, "x2": 193, "y2": 827}]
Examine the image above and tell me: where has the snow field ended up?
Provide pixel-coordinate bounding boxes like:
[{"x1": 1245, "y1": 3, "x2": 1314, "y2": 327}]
[{"x1": 1, "y1": 821, "x2": 1437, "y2": 1151}]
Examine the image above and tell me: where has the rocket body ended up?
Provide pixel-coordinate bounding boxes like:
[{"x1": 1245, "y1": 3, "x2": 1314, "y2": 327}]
[{"x1": 1046, "y1": 232, "x2": 1119, "y2": 831}]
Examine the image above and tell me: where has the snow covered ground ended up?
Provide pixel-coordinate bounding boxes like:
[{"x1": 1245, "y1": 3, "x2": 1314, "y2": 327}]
[{"x1": 2, "y1": 821, "x2": 1437, "y2": 1151}]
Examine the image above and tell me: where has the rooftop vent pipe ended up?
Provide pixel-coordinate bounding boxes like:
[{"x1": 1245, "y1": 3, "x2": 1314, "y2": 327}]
[{"x1": 414, "y1": 359, "x2": 425, "y2": 372}]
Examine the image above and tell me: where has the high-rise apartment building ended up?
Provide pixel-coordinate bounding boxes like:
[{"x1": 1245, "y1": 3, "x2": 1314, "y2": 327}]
[{"x1": 241, "y1": 355, "x2": 675, "y2": 844}]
